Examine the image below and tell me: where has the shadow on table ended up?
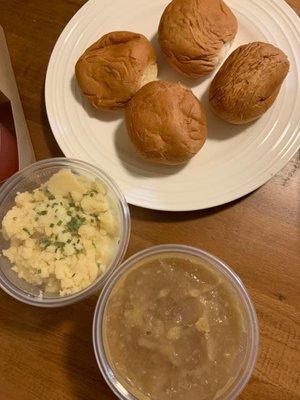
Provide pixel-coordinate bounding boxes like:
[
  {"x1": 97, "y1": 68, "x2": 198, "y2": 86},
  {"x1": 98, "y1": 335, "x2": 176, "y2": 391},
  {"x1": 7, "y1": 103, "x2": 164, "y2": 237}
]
[
  {"x1": 41, "y1": 85, "x2": 64, "y2": 157},
  {"x1": 63, "y1": 295, "x2": 113, "y2": 400},
  {"x1": 0, "y1": 292, "x2": 112, "y2": 400}
]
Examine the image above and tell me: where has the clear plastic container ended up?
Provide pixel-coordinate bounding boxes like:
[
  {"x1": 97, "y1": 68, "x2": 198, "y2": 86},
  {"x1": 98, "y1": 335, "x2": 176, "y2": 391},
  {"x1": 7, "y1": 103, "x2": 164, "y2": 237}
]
[
  {"x1": 93, "y1": 245, "x2": 259, "y2": 400},
  {"x1": 0, "y1": 158, "x2": 131, "y2": 307}
]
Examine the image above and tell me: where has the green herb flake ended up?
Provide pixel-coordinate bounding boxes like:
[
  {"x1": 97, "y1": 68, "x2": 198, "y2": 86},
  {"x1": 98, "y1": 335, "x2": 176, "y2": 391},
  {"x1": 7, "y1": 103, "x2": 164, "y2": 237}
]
[
  {"x1": 83, "y1": 189, "x2": 98, "y2": 197},
  {"x1": 39, "y1": 237, "x2": 51, "y2": 248},
  {"x1": 57, "y1": 220, "x2": 63, "y2": 226},
  {"x1": 37, "y1": 269, "x2": 41, "y2": 273},
  {"x1": 37, "y1": 210, "x2": 47, "y2": 216},
  {"x1": 67, "y1": 239, "x2": 71, "y2": 244},
  {"x1": 72, "y1": 273, "x2": 76, "y2": 277},
  {"x1": 50, "y1": 223, "x2": 54, "y2": 228},
  {"x1": 54, "y1": 241, "x2": 65, "y2": 250},
  {"x1": 67, "y1": 210, "x2": 72, "y2": 216},
  {"x1": 68, "y1": 194, "x2": 76, "y2": 208},
  {"x1": 67, "y1": 216, "x2": 86, "y2": 232},
  {"x1": 45, "y1": 189, "x2": 55, "y2": 200},
  {"x1": 51, "y1": 203, "x2": 58, "y2": 208},
  {"x1": 23, "y1": 228, "x2": 30, "y2": 235}
]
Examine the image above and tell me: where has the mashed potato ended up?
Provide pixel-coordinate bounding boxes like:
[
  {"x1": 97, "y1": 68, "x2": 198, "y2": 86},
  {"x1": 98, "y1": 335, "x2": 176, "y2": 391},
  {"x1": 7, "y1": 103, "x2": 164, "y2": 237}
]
[{"x1": 1, "y1": 169, "x2": 119, "y2": 296}]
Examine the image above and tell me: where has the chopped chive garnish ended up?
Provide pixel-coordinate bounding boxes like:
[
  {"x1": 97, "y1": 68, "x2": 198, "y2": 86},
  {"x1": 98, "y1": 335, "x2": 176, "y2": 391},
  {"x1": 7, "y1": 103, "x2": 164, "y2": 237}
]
[
  {"x1": 83, "y1": 189, "x2": 98, "y2": 197},
  {"x1": 54, "y1": 241, "x2": 65, "y2": 249},
  {"x1": 68, "y1": 194, "x2": 76, "y2": 207},
  {"x1": 67, "y1": 216, "x2": 85, "y2": 232},
  {"x1": 23, "y1": 228, "x2": 30, "y2": 235},
  {"x1": 37, "y1": 210, "x2": 47, "y2": 216},
  {"x1": 39, "y1": 237, "x2": 51, "y2": 247},
  {"x1": 45, "y1": 189, "x2": 55, "y2": 200}
]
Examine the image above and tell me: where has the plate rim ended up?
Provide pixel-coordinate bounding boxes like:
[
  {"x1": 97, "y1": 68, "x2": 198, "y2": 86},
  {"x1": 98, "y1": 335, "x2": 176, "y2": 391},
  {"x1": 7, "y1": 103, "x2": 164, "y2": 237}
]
[{"x1": 45, "y1": 0, "x2": 300, "y2": 212}]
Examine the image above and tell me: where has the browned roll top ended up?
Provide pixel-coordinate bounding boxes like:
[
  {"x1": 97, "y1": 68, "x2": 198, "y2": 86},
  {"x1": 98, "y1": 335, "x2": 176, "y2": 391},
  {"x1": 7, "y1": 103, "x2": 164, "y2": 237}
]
[
  {"x1": 209, "y1": 42, "x2": 290, "y2": 124},
  {"x1": 125, "y1": 80, "x2": 207, "y2": 165},
  {"x1": 158, "y1": 0, "x2": 238, "y2": 78},
  {"x1": 75, "y1": 31, "x2": 157, "y2": 110}
]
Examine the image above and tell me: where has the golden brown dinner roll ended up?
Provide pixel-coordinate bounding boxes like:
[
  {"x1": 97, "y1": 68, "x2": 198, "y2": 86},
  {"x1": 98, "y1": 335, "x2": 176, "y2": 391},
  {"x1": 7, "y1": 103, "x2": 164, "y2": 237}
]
[
  {"x1": 75, "y1": 31, "x2": 157, "y2": 110},
  {"x1": 125, "y1": 81, "x2": 207, "y2": 165},
  {"x1": 209, "y1": 42, "x2": 290, "y2": 124},
  {"x1": 158, "y1": 0, "x2": 237, "y2": 78}
]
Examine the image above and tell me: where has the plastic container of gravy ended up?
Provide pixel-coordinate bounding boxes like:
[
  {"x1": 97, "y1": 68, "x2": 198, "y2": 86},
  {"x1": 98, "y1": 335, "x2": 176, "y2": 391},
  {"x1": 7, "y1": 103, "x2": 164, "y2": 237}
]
[{"x1": 93, "y1": 245, "x2": 259, "y2": 400}]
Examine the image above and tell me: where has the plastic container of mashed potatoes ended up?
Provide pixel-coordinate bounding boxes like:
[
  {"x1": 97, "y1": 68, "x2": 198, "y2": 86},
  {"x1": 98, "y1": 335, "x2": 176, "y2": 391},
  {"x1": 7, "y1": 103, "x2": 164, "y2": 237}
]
[
  {"x1": 93, "y1": 245, "x2": 259, "y2": 400},
  {"x1": 0, "y1": 158, "x2": 130, "y2": 307}
]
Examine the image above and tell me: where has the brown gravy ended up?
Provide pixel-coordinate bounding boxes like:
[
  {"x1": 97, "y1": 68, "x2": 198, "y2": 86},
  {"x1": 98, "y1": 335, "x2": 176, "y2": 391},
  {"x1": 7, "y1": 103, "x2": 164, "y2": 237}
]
[{"x1": 103, "y1": 254, "x2": 246, "y2": 400}]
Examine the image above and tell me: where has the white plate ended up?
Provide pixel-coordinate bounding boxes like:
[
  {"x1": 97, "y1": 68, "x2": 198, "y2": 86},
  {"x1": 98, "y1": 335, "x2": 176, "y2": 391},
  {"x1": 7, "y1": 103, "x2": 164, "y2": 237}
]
[{"x1": 45, "y1": 0, "x2": 300, "y2": 211}]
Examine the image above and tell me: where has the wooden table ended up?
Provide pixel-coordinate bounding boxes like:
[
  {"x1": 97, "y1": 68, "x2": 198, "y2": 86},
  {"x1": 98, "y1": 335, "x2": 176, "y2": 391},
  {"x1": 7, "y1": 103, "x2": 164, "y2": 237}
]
[{"x1": 0, "y1": 1, "x2": 299, "y2": 399}]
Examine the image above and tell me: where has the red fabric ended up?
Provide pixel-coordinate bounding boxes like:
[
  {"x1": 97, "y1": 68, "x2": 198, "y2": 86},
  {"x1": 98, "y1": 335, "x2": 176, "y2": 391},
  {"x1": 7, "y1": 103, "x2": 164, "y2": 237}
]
[{"x1": 0, "y1": 122, "x2": 19, "y2": 183}]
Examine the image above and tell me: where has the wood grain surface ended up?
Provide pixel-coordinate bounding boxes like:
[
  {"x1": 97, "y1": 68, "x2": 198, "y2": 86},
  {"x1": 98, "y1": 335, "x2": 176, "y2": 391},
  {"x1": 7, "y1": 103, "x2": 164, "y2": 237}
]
[{"x1": 0, "y1": 1, "x2": 299, "y2": 399}]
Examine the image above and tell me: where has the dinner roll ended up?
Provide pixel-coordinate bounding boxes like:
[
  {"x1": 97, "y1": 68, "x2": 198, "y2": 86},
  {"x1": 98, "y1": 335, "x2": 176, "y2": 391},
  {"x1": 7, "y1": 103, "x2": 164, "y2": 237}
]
[
  {"x1": 209, "y1": 42, "x2": 290, "y2": 124},
  {"x1": 75, "y1": 31, "x2": 157, "y2": 110},
  {"x1": 125, "y1": 81, "x2": 207, "y2": 165},
  {"x1": 158, "y1": 0, "x2": 237, "y2": 78}
]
